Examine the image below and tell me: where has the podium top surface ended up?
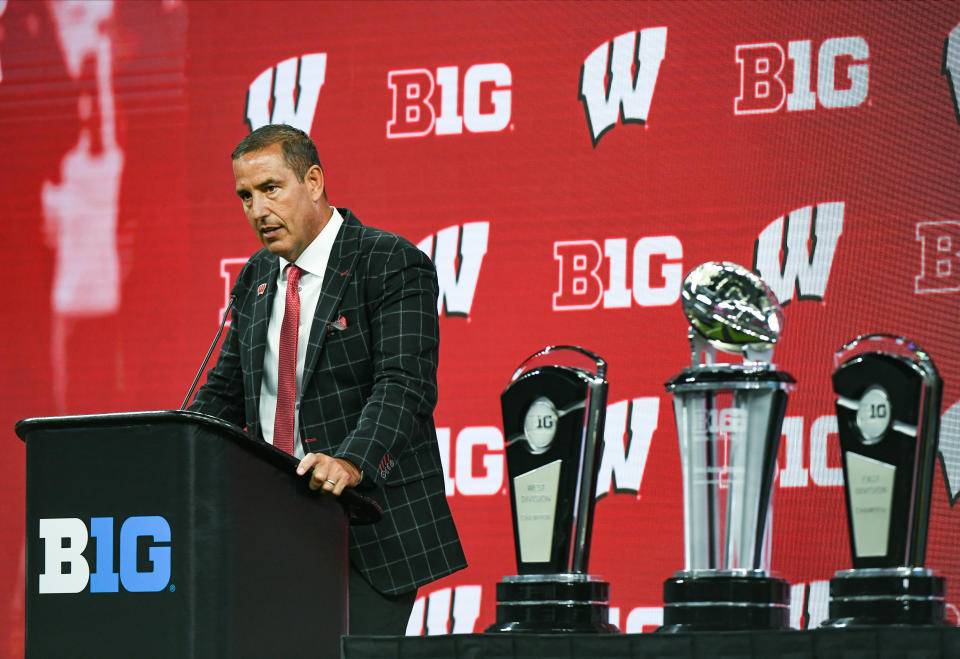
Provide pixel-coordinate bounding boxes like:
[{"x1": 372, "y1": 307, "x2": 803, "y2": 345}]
[
  {"x1": 16, "y1": 410, "x2": 382, "y2": 523},
  {"x1": 17, "y1": 408, "x2": 242, "y2": 438}
]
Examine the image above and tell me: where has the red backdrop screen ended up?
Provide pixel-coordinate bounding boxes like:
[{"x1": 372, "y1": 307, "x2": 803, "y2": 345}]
[{"x1": 2, "y1": 0, "x2": 960, "y2": 650}]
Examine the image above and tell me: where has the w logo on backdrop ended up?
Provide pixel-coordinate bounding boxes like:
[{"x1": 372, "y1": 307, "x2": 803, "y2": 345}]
[
  {"x1": 245, "y1": 53, "x2": 327, "y2": 133},
  {"x1": 939, "y1": 400, "x2": 960, "y2": 505},
  {"x1": 578, "y1": 28, "x2": 668, "y2": 146},
  {"x1": 752, "y1": 202, "x2": 845, "y2": 305},
  {"x1": 945, "y1": 23, "x2": 960, "y2": 124},
  {"x1": 417, "y1": 222, "x2": 489, "y2": 317}
]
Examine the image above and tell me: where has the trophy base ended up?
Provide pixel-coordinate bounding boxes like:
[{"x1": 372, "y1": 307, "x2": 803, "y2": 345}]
[
  {"x1": 658, "y1": 572, "x2": 791, "y2": 632},
  {"x1": 485, "y1": 573, "x2": 619, "y2": 634},
  {"x1": 821, "y1": 567, "x2": 947, "y2": 627}
]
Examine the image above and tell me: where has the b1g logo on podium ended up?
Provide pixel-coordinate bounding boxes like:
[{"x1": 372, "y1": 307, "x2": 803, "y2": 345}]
[{"x1": 38, "y1": 515, "x2": 172, "y2": 594}]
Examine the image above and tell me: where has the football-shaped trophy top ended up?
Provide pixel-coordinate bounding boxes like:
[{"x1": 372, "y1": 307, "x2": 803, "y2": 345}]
[{"x1": 681, "y1": 261, "x2": 784, "y2": 354}]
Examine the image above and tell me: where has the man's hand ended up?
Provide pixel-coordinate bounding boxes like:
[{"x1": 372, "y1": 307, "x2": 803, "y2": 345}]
[{"x1": 296, "y1": 452, "x2": 362, "y2": 496}]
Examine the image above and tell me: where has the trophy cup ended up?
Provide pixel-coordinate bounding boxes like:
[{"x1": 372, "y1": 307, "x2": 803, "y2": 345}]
[
  {"x1": 486, "y1": 346, "x2": 617, "y2": 633},
  {"x1": 822, "y1": 334, "x2": 946, "y2": 627},
  {"x1": 661, "y1": 261, "x2": 794, "y2": 632}
]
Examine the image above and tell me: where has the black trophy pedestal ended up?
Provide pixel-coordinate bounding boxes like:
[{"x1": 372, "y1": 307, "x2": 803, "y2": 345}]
[
  {"x1": 822, "y1": 568, "x2": 946, "y2": 627},
  {"x1": 485, "y1": 574, "x2": 618, "y2": 633},
  {"x1": 659, "y1": 573, "x2": 791, "y2": 632}
]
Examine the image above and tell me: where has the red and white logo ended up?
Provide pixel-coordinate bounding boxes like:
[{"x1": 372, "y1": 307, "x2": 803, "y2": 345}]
[
  {"x1": 245, "y1": 53, "x2": 327, "y2": 132},
  {"x1": 220, "y1": 258, "x2": 248, "y2": 326},
  {"x1": 945, "y1": 23, "x2": 960, "y2": 124},
  {"x1": 552, "y1": 236, "x2": 683, "y2": 311},
  {"x1": 579, "y1": 28, "x2": 668, "y2": 146},
  {"x1": 752, "y1": 201, "x2": 845, "y2": 305},
  {"x1": 418, "y1": 222, "x2": 489, "y2": 317},
  {"x1": 407, "y1": 585, "x2": 483, "y2": 635},
  {"x1": 915, "y1": 221, "x2": 960, "y2": 294},
  {"x1": 734, "y1": 37, "x2": 869, "y2": 115},
  {"x1": 387, "y1": 64, "x2": 512, "y2": 138},
  {"x1": 595, "y1": 397, "x2": 660, "y2": 499}
]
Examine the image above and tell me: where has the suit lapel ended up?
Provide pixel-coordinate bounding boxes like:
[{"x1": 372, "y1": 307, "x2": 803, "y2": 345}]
[
  {"x1": 248, "y1": 255, "x2": 279, "y2": 408},
  {"x1": 302, "y1": 212, "x2": 362, "y2": 385}
]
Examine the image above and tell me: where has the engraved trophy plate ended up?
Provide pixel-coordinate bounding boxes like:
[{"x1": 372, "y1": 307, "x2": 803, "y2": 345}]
[
  {"x1": 487, "y1": 346, "x2": 617, "y2": 633},
  {"x1": 845, "y1": 452, "x2": 895, "y2": 558},
  {"x1": 823, "y1": 334, "x2": 947, "y2": 627},
  {"x1": 514, "y1": 460, "x2": 562, "y2": 563},
  {"x1": 661, "y1": 262, "x2": 793, "y2": 632}
]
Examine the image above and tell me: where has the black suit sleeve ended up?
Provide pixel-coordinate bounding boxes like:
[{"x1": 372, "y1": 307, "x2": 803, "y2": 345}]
[{"x1": 334, "y1": 239, "x2": 440, "y2": 484}]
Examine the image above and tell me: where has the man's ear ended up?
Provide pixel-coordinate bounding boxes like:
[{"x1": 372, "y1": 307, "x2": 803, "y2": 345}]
[{"x1": 306, "y1": 164, "x2": 325, "y2": 202}]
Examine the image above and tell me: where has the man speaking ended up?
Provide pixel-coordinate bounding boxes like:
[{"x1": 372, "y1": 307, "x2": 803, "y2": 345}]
[{"x1": 190, "y1": 124, "x2": 466, "y2": 634}]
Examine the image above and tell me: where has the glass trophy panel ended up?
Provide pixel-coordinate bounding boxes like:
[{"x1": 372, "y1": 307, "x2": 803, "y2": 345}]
[
  {"x1": 846, "y1": 451, "x2": 896, "y2": 558},
  {"x1": 674, "y1": 392, "x2": 718, "y2": 570},
  {"x1": 675, "y1": 388, "x2": 753, "y2": 571},
  {"x1": 514, "y1": 459, "x2": 562, "y2": 564},
  {"x1": 728, "y1": 388, "x2": 775, "y2": 570},
  {"x1": 672, "y1": 379, "x2": 786, "y2": 572}
]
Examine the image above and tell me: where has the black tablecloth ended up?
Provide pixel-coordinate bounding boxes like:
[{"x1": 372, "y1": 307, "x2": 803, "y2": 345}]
[{"x1": 342, "y1": 627, "x2": 960, "y2": 659}]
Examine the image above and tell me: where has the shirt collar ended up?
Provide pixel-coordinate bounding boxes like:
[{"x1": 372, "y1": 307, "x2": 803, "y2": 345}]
[{"x1": 278, "y1": 207, "x2": 344, "y2": 278}]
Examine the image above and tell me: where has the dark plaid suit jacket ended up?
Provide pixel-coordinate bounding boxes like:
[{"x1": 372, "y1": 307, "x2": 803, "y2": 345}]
[{"x1": 191, "y1": 209, "x2": 466, "y2": 595}]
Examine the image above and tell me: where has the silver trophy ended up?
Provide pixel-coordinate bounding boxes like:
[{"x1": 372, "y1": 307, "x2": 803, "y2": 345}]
[
  {"x1": 487, "y1": 346, "x2": 617, "y2": 633},
  {"x1": 661, "y1": 262, "x2": 794, "y2": 632},
  {"x1": 823, "y1": 334, "x2": 946, "y2": 626}
]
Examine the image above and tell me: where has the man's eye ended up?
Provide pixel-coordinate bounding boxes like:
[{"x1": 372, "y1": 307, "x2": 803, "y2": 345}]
[{"x1": 266, "y1": 185, "x2": 279, "y2": 193}]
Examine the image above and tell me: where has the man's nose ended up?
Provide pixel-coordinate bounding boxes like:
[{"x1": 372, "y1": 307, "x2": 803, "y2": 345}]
[{"x1": 250, "y1": 193, "x2": 269, "y2": 220}]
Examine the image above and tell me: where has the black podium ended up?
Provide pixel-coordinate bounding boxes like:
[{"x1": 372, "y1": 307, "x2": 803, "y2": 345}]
[{"x1": 16, "y1": 410, "x2": 379, "y2": 658}]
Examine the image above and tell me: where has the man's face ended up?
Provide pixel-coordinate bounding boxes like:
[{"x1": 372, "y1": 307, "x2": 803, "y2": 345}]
[{"x1": 233, "y1": 143, "x2": 325, "y2": 262}]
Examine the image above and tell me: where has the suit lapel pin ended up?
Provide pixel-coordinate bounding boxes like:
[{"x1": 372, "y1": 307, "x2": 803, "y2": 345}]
[{"x1": 257, "y1": 283, "x2": 267, "y2": 295}]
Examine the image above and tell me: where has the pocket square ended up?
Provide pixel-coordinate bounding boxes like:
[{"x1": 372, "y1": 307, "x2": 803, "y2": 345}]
[{"x1": 328, "y1": 315, "x2": 348, "y2": 332}]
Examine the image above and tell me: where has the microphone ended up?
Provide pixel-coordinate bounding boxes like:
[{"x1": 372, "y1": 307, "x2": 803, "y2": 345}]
[{"x1": 180, "y1": 296, "x2": 235, "y2": 410}]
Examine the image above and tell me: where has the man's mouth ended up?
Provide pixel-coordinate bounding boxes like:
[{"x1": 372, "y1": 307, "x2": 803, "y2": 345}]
[{"x1": 261, "y1": 225, "x2": 282, "y2": 238}]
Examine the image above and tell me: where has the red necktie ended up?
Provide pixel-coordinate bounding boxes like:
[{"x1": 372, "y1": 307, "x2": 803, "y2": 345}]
[{"x1": 274, "y1": 264, "x2": 303, "y2": 455}]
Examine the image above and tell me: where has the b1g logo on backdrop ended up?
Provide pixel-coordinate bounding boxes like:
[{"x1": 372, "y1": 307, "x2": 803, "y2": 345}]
[
  {"x1": 734, "y1": 37, "x2": 869, "y2": 115},
  {"x1": 38, "y1": 515, "x2": 172, "y2": 594},
  {"x1": 387, "y1": 63, "x2": 512, "y2": 138},
  {"x1": 915, "y1": 221, "x2": 960, "y2": 294},
  {"x1": 553, "y1": 235, "x2": 683, "y2": 310},
  {"x1": 579, "y1": 27, "x2": 668, "y2": 146},
  {"x1": 246, "y1": 53, "x2": 327, "y2": 133}
]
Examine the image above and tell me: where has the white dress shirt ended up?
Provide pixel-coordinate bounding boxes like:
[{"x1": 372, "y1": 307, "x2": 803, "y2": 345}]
[{"x1": 259, "y1": 207, "x2": 344, "y2": 458}]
